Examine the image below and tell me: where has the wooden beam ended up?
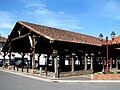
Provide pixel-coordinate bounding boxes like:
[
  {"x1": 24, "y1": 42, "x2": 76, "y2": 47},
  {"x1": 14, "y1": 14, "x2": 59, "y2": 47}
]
[{"x1": 11, "y1": 33, "x2": 31, "y2": 41}]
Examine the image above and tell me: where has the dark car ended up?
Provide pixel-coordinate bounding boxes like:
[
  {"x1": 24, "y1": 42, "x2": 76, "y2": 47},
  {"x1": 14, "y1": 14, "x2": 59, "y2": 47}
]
[
  {"x1": 0, "y1": 60, "x2": 3, "y2": 67},
  {"x1": 13, "y1": 58, "x2": 28, "y2": 68}
]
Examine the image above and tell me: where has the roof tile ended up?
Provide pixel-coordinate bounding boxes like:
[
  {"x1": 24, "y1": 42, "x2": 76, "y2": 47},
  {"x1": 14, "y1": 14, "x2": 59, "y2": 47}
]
[{"x1": 19, "y1": 21, "x2": 102, "y2": 46}]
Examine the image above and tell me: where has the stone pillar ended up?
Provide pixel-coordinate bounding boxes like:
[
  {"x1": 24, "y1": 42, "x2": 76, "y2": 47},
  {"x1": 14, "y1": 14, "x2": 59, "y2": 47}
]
[
  {"x1": 90, "y1": 56, "x2": 93, "y2": 70},
  {"x1": 31, "y1": 53, "x2": 35, "y2": 69},
  {"x1": 54, "y1": 56, "x2": 58, "y2": 78},
  {"x1": 31, "y1": 36, "x2": 36, "y2": 69},
  {"x1": 38, "y1": 54, "x2": 42, "y2": 75},
  {"x1": 110, "y1": 58, "x2": 112, "y2": 69},
  {"x1": 102, "y1": 57, "x2": 105, "y2": 73},
  {"x1": 53, "y1": 50, "x2": 59, "y2": 78},
  {"x1": 71, "y1": 53, "x2": 75, "y2": 72},
  {"x1": 116, "y1": 59, "x2": 118, "y2": 70},
  {"x1": 39, "y1": 67, "x2": 42, "y2": 75},
  {"x1": 29, "y1": 35, "x2": 36, "y2": 74},
  {"x1": 84, "y1": 53, "x2": 87, "y2": 70}
]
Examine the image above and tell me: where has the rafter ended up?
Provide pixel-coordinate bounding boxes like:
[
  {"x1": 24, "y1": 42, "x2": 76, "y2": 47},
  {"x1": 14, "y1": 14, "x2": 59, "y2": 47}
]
[{"x1": 11, "y1": 33, "x2": 31, "y2": 41}]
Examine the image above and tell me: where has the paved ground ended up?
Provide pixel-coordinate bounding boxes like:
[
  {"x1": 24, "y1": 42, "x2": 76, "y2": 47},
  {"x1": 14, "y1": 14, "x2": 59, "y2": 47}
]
[
  {"x1": 0, "y1": 67, "x2": 92, "y2": 81},
  {"x1": 0, "y1": 71, "x2": 120, "y2": 90}
]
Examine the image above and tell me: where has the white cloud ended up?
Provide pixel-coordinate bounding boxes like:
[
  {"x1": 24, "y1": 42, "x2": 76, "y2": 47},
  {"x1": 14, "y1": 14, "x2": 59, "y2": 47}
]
[
  {"x1": 0, "y1": 23, "x2": 13, "y2": 29},
  {"x1": 58, "y1": 11, "x2": 65, "y2": 15},
  {"x1": 0, "y1": 11, "x2": 14, "y2": 29},
  {"x1": 102, "y1": 0, "x2": 120, "y2": 21},
  {"x1": 104, "y1": 1, "x2": 120, "y2": 13},
  {"x1": 18, "y1": 0, "x2": 83, "y2": 31},
  {"x1": 0, "y1": 11, "x2": 12, "y2": 22},
  {"x1": 0, "y1": 11, "x2": 14, "y2": 36},
  {"x1": 0, "y1": 0, "x2": 83, "y2": 37},
  {"x1": 19, "y1": 0, "x2": 47, "y2": 11}
]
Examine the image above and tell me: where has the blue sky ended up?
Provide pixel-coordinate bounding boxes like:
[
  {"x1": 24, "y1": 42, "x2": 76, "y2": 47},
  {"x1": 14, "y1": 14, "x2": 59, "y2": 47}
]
[{"x1": 0, "y1": 0, "x2": 120, "y2": 39}]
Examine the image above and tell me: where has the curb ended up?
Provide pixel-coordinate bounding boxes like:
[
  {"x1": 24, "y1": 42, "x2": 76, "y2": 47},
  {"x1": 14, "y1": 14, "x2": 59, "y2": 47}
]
[
  {"x1": 52, "y1": 79, "x2": 120, "y2": 83},
  {"x1": 0, "y1": 69, "x2": 52, "y2": 82},
  {"x1": 1, "y1": 68, "x2": 120, "y2": 83}
]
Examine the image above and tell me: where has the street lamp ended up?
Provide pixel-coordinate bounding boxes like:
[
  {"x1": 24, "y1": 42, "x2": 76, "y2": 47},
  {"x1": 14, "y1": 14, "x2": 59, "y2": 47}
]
[
  {"x1": 99, "y1": 31, "x2": 116, "y2": 74},
  {"x1": 111, "y1": 31, "x2": 116, "y2": 41},
  {"x1": 99, "y1": 33, "x2": 103, "y2": 41}
]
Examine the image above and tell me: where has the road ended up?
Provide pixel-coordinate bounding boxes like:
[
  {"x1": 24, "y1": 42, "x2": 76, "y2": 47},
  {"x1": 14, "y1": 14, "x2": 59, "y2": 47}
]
[{"x1": 0, "y1": 71, "x2": 120, "y2": 90}]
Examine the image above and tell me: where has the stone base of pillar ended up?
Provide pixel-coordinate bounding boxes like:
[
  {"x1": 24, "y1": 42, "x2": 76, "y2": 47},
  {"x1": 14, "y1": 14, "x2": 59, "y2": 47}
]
[
  {"x1": 39, "y1": 67, "x2": 42, "y2": 75},
  {"x1": 54, "y1": 73, "x2": 58, "y2": 78},
  {"x1": 8, "y1": 65, "x2": 14, "y2": 70},
  {"x1": 90, "y1": 69, "x2": 94, "y2": 73},
  {"x1": 31, "y1": 69, "x2": 37, "y2": 74}
]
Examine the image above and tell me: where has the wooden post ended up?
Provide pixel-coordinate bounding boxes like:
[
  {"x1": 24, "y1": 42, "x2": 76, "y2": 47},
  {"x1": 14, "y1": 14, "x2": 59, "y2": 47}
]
[
  {"x1": 3, "y1": 52, "x2": 6, "y2": 68},
  {"x1": 59, "y1": 54, "x2": 64, "y2": 72},
  {"x1": 45, "y1": 54, "x2": 50, "y2": 76},
  {"x1": 8, "y1": 52, "x2": 11, "y2": 66},
  {"x1": 17, "y1": 66, "x2": 19, "y2": 71},
  {"x1": 13, "y1": 65, "x2": 15, "y2": 70},
  {"x1": 84, "y1": 53, "x2": 87, "y2": 70},
  {"x1": 27, "y1": 60, "x2": 29, "y2": 73},
  {"x1": 21, "y1": 53, "x2": 25, "y2": 72},
  {"x1": 30, "y1": 55, "x2": 32, "y2": 69}
]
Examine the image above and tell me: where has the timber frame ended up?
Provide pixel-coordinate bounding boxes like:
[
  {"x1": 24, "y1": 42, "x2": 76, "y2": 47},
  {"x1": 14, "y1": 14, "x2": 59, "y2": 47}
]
[{"x1": 2, "y1": 21, "x2": 120, "y2": 78}]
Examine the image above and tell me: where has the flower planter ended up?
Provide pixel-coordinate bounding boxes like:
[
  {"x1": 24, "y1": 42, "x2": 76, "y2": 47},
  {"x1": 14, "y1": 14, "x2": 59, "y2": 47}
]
[{"x1": 91, "y1": 74, "x2": 120, "y2": 80}]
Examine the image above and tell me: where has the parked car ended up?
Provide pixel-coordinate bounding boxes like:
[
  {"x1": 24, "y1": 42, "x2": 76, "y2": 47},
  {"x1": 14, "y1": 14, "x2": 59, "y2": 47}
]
[
  {"x1": 0, "y1": 60, "x2": 3, "y2": 67},
  {"x1": 13, "y1": 58, "x2": 28, "y2": 68}
]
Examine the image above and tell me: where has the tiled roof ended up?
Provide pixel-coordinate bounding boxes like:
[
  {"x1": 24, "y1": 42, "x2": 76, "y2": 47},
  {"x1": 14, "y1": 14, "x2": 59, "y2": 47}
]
[
  {"x1": 112, "y1": 36, "x2": 120, "y2": 44},
  {"x1": 0, "y1": 36, "x2": 7, "y2": 43},
  {"x1": 18, "y1": 21, "x2": 102, "y2": 46}
]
